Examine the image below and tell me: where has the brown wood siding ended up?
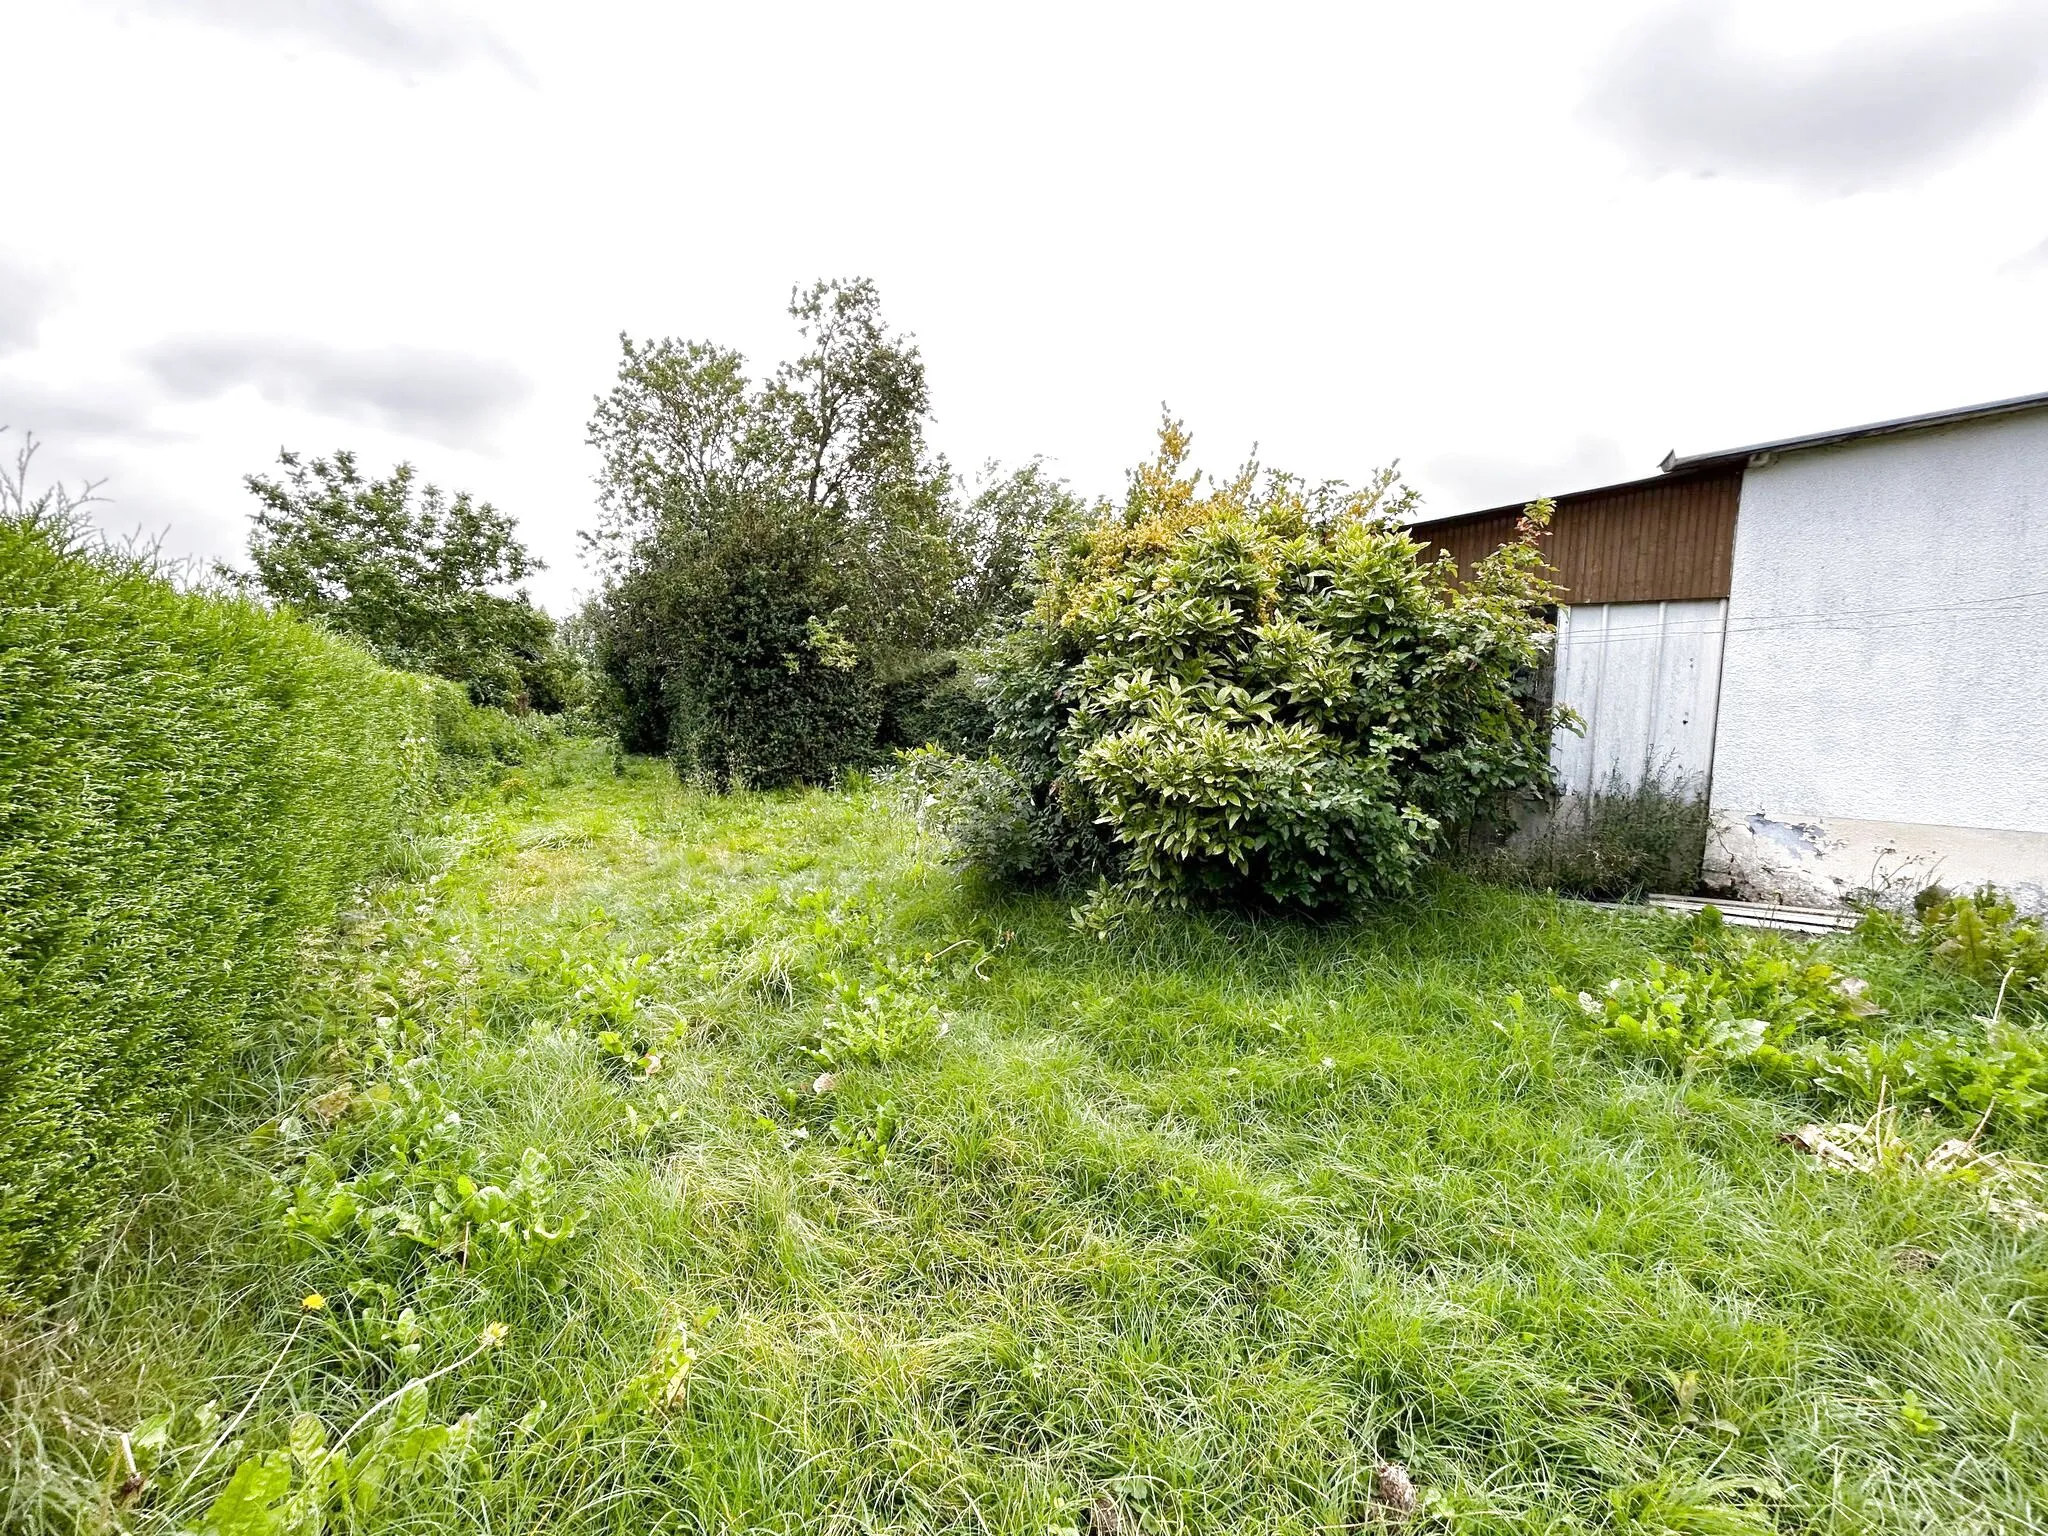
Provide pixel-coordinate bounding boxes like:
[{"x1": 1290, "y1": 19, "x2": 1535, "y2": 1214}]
[{"x1": 1414, "y1": 466, "x2": 1742, "y2": 604}]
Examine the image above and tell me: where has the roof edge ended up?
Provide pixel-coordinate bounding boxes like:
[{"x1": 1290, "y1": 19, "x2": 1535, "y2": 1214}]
[
  {"x1": 1661, "y1": 388, "x2": 2048, "y2": 475},
  {"x1": 1405, "y1": 463, "x2": 1732, "y2": 532}
]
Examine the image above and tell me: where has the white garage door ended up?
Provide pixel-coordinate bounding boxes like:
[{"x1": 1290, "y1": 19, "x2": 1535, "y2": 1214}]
[{"x1": 1550, "y1": 599, "x2": 1729, "y2": 800}]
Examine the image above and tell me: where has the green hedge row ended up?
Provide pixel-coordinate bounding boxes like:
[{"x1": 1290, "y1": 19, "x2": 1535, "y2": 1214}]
[{"x1": 1, "y1": 505, "x2": 538, "y2": 1302}]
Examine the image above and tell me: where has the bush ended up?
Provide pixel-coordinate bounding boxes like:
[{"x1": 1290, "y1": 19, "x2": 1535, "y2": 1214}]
[
  {"x1": 607, "y1": 499, "x2": 883, "y2": 789},
  {"x1": 0, "y1": 474, "x2": 532, "y2": 1302},
  {"x1": 901, "y1": 747, "x2": 1055, "y2": 883},
  {"x1": 583, "y1": 282, "x2": 1088, "y2": 784},
  {"x1": 915, "y1": 418, "x2": 1563, "y2": 910},
  {"x1": 875, "y1": 651, "x2": 993, "y2": 756},
  {"x1": 1472, "y1": 771, "x2": 1710, "y2": 900},
  {"x1": 583, "y1": 281, "x2": 969, "y2": 785}
]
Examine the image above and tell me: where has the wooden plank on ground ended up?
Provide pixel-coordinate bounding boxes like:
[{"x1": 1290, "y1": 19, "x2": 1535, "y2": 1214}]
[{"x1": 1646, "y1": 894, "x2": 1860, "y2": 935}]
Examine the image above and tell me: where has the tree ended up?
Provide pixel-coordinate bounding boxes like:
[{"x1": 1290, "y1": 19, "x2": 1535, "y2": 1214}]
[
  {"x1": 584, "y1": 339, "x2": 762, "y2": 567},
  {"x1": 760, "y1": 278, "x2": 933, "y2": 520},
  {"x1": 241, "y1": 450, "x2": 575, "y2": 711},
  {"x1": 954, "y1": 458, "x2": 1092, "y2": 633},
  {"x1": 583, "y1": 278, "x2": 995, "y2": 782}
]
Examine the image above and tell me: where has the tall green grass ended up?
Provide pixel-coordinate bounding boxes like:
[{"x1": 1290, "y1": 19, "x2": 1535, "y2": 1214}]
[
  {"x1": 10, "y1": 760, "x2": 2045, "y2": 1534},
  {"x1": 0, "y1": 494, "x2": 539, "y2": 1301}
]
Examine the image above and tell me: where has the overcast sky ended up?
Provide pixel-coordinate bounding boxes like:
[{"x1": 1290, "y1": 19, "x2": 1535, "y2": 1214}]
[{"x1": 6, "y1": 0, "x2": 2047, "y2": 613}]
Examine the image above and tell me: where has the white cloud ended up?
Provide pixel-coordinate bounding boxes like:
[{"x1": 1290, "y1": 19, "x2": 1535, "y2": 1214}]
[
  {"x1": 8, "y1": 2, "x2": 2048, "y2": 617},
  {"x1": 140, "y1": 337, "x2": 530, "y2": 450},
  {"x1": 102, "y1": 0, "x2": 523, "y2": 75},
  {"x1": 0, "y1": 257, "x2": 61, "y2": 358},
  {"x1": 1423, "y1": 439, "x2": 1639, "y2": 520},
  {"x1": 0, "y1": 374, "x2": 169, "y2": 447},
  {"x1": 1586, "y1": 2, "x2": 2048, "y2": 191},
  {"x1": 2006, "y1": 235, "x2": 2048, "y2": 274}
]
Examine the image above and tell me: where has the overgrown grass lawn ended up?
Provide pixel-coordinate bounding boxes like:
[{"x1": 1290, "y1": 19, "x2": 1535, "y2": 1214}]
[{"x1": 9, "y1": 749, "x2": 2048, "y2": 1534}]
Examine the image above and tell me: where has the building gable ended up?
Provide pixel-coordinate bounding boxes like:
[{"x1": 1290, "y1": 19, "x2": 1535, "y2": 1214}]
[{"x1": 1411, "y1": 465, "x2": 1741, "y2": 605}]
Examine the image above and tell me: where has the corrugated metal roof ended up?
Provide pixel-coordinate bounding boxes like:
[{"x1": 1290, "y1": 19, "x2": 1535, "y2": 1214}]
[
  {"x1": 1406, "y1": 386, "x2": 2048, "y2": 539},
  {"x1": 1660, "y1": 388, "x2": 2048, "y2": 474}
]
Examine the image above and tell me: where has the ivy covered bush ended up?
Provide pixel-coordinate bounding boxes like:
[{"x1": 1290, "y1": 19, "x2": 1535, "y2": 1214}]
[{"x1": 914, "y1": 418, "x2": 1563, "y2": 910}]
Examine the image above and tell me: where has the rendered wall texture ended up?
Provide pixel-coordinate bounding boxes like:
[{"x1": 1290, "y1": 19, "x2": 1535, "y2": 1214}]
[{"x1": 1706, "y1": 410, "x2": 2048, "y2": 909}]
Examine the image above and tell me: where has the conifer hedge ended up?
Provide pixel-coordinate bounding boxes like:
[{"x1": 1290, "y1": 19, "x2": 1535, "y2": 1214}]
[{"x1": 1, "y1": 501, "x2": 533, "y2": 1301}]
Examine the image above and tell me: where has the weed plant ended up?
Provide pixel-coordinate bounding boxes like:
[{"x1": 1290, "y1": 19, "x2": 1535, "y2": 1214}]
[
  {"x1": 1568, "y1": 899, "x2": 2048, "y2": 1136},
  {"x1": 1470, "y1": 775, "x2": 1711, "y2": 902},
  {"x1": 6, "y1": 757, "x2": 2048, "y2": 1533}
]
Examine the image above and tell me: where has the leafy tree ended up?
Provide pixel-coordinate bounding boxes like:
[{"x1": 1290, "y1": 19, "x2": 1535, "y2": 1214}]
[
  {"x1": 241, "y1": 450, "x2": 576, "y2": 711},
  {"x1": 862, "y1": 460, "x2": 1094, "y2": 759},
  {"x1": 954, "y1": 458, "x2": 1092, "y2": 634},
  {"x1": 584, "y1": 278, "x2": 1001, "y2": 783},
  {"x1": 586, "y1": 280, "x2": 958, "y2": 644},
  {"x1": 911, "y1": 416, "x2": 1564, "y2": 913},
  {"x1": 584, "y1": 339, "x2": 761, "y2": 562},
  {"x1": 760, "y1": 278, "x2": 933, "y2": 521}
]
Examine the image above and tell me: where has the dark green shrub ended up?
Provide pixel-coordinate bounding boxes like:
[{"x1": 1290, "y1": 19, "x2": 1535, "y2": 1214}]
[
  {"x1": 582, "y1": 282, "x2": 1087, "y2": 783},
  {"x1": 656, "y1": 502, "x2": 880, "y2": 789},
  {"x1": 914, "y1": 418, "x2": 1562, "y2": 911},
  {"x1": 584, "y1": 281, "x2": 964, "y2": 784},
  {"x1": 0, "y1": 476, "x2": 525, "y2": 1302},
  {"x1": 876, "y1": 651, "x2": 994, "y2": 756}
]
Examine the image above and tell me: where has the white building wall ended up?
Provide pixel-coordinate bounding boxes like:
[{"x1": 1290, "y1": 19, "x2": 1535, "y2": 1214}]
[
  {"x1": 1551, "y1": 600, "x2": 1727, "y2": 799},
  {"x1": 1706, "y1": 410, "x2": 2048, "y2": 911}
]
